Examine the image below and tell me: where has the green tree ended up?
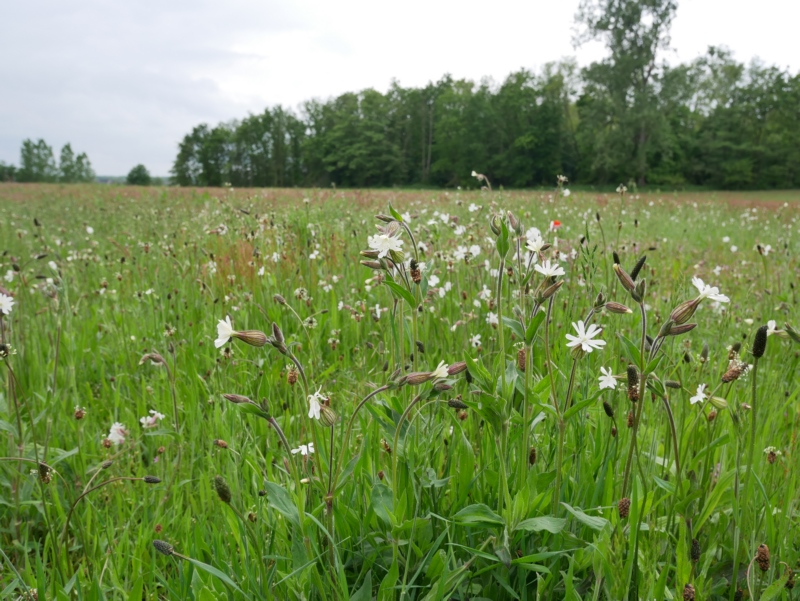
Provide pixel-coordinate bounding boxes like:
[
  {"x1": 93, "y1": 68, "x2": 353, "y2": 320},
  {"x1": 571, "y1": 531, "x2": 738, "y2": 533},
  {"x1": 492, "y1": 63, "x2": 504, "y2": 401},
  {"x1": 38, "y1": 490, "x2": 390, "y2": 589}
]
[
  {"x1": 0, "y1": 162, "x2": 16, "y2": 182},
  {"x1": 59, "y1": 143, "x2": 77, "y2": 182},
  {"x1": 127, "y1": 164, "x2": 152, "y2": 186},
  {"x1": 17, "y1": 139, "x2": 58, "y2": 183}
]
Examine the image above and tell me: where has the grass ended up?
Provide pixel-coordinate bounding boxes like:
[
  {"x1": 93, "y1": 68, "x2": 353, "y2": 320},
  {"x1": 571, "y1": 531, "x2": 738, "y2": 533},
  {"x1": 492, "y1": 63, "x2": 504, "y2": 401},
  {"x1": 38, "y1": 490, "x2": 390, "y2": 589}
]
[{"x1": 1, "y1": 183, "x2": 799, "y2": 600}]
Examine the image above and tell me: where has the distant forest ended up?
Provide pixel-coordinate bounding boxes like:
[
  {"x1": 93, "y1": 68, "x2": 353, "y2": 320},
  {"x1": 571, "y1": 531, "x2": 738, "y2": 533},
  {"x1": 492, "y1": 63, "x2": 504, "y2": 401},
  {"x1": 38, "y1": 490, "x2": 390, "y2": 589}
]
[{"x1": 171, "y1": 1, "x2": 800, "y2": 190}]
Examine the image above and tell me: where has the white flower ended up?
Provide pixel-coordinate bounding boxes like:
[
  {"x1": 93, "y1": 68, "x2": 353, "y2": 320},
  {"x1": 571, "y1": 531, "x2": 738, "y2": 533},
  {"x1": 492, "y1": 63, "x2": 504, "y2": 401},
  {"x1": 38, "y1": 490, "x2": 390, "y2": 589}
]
[
  {"x1": 307, "y1": 387, "x2": 325, "y2": 420},
  {"x1": 470, "y1": 334, "x2": 482, "y2": 348},
  {"x1": 690, "y1": 384, "x2": 707, "y2": 405},
  {"x1": 107, "y1": 422, "x2": 127, "y2": 445},
  {"x1": 374, "y1": 304, "x2": 381, "y2": 319},
  {"x1": 367, "y1": 234, "x2": 403, "y2": 259},
  {"x1": 309, "y1": 250, "x2": 320, "y2": 260},
  {"x1": 291, "y1": 442, "x2": 315, "y2": 456},
  {"x1": 478, "y1": 285, "x2": 492, "y2": 301},
  {"x1": 468, "y1": 203, "x2": 479, "y2": 213},
  {"x1": 258, "y1": 266, "x2": 266, "y2": 276},
  {"x1": 86, "y1": 226, "x2": 94, "y2": 235},
  {"x1": 401, "y1": 212, "x2": 411, "y2": 222},
  {"x1": 565, "y1": 320, "x2": 606, "y2": 353},
  {"x1": 428, "y1": 274, "x2": 440, "y2": 287},
  {"x1": 454, "y1": 225, "x2": 466, "y2": 236},
  {"x1": 469, "y1": 245, "x2": 481, "y2": 258},
  {"x1": 215, "y1": 315, "x2": 235, "y2": 348},
  {"x1": 4, "y1": 270, "x2": 13, "y2": 282},
  {"x1": 766, "y1": 320, "x2": 780, "y2": 336},
  {"x1": 431, "y1": 361, "x2": 449, "y2": 380},
  {"x1": 0, "y1": 293, "x2": 14, "y2": 315},
  {"x1": 486, "y1": 312, "x2": 499, "y2": 326},
  {"x1": 271, "y1": 252, "x2": 281, "y2": 263},
  {"x1": 471, "y1": 170, "x2": 478, "y2": 178},
  {"x1": 139, "y1": 409, "x2": 166, "y2": 428},
  {"x1": 534, "y1": 260, "x2": 565, "y2": 278},
  {"x1": 599, "y1": 367, "x2": 617, "y2": 390},
  {"x1": 48, "y1": 261, "x2": 58, "y2": 271},
  {"x1": 562, "y1": 188, "x2": 571, "y2": 198},
  {"x1": 722, "y1": 236, "x2": 730, "y2": 243},
  {"x1": 454, "y1": 246, "x2": 468, "y2": 261},
  {"x1": 525, "y1": 234, "x2": 546, "y2": 254},
  {"x1": 691, "y1": 277, "x2": 730, "y2": 303},
  {"x1": 730, "y1": 245, "x2": 738, "y2": 253}
]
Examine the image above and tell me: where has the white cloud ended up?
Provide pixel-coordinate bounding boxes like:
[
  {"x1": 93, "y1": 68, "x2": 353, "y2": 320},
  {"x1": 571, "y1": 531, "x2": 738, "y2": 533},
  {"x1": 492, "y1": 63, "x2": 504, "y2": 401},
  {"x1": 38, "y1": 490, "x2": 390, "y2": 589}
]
[{"x1": 1, "y1": 0, "x2": 798, "y2": 175}]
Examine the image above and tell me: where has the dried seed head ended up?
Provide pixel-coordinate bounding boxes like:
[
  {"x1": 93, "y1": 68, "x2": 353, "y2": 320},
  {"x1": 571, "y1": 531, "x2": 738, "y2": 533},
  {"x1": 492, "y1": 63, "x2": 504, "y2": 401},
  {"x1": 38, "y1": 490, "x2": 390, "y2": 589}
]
[
  {"x1": 752, "y1": 325, "x2": 768, "y2": 359},
  {"x1": 756, "y1": 544, "x2": 770, "y2": 572},
  {"x1": 707, "y1": 410, "x2": 717, "y2": 422},
  {"x1": 273, "y1": 293, "x2": 287, "y2": 305},
  {"x1": 528, "y1": 446, "x2": 537, "y2": 465},
  {"x1": 603, "y1": 401, "x2": 614, "y2": 418},
  {"x1": 630, "y1": 255, "x2": 647, "y2": 281},
  {"x1": 611, "y1": 426, "x2": 617, "y2": 438},
  {"x1": 691, "y1": 539, "x2": 701, "y2": 563},
  {"x1": 153, "y1": 540, "x2": 174, "y2": 556},
  {"x1": 728, "y1": 342, "x2": 742, "y2": 360},
  {"x1": 517, "y1": 347, "x2": 526, "y2": 372},
  {"x1": 377, "y1": 470, "x2": 385, "y2": 480},
  {"x1": 665, "y1": 380, "x2": 681, "y2": 389},
  {"x1": 448, "y1": 398, "x2": 468, "y2": 410},
  {"x1": 626, "y1": 365, "x2": 639, "y2": 403},
  {"x1": 287, "y1": 365, "x2": 299, "y2": 385},
  {"x1": 721, "y1": 360, "x2": 749, "y2": 383},
  {"x1": 143, "y1": 475, "x2": 161, "y2": 484},
  {"x1": 786, "y1": 568, "x2": 795, "y2": 590},
  {"x1": 74, "y1": 406, "x2": 86, "y2": 420},
  {"x1": 700, "y1": 343, "x2": 709, "y2": 363},
  {"x1": 627, "y1": 411, "x2": 634, "y2": 428},
  {"x1": 139, "y1": 352, "x2": 167, "y2": 366},
  {"x1": 233, "y1": 330, "x2": 268, "y2": 347},
  {"x1": 38, "y1": 462, "x2": 52, "y2": 484},
  {"x1": 213, "y1": 439, "x2": 228, "y2": 449},
  {"x1": 213, "y1": 475, "x2": 232, "y2": 504},
  {"x1": 380, "y1": 438, "x2": 392, "y2": 455},
  {"x1": 767, "y1": 450, "x2": 777, "y2": 464},
  {"x1": 612, "y1": 251, "x2": 621, "y2": 265},
  {"x1": 101, "y1": 460, "x2": 113, "y2": 469},
  {"x1": 683, "y1": 584, "x2": 695, "y2": 601},
  {"x1": 410, "y1": 259, "x2": 421, "y2": 284},
  {"x1": 618, "y1": 497, "x2": 631, "y2": 519}
]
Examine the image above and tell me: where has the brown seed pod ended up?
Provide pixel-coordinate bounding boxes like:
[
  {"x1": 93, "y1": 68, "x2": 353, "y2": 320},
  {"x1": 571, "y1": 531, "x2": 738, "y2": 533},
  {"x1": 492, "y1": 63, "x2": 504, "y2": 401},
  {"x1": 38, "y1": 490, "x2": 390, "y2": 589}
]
[
  {"x1": 517, "y1": 347, "x2": 526, "y2": 372},
  {"x1": 683, "y1": 583, "x2": 695, "y2": 601},
  {"x1": 528, "y1": 447, "x2": 537, "y2": 465},
  {"x1": 691, "y1": 539, "x2": 700, "y2": 563},
  {"x1": 756, "y1": 544, "x2": 770, "y2": 572},
  {"x1": 618, "y1": 497, "x2": 631, "y2": 519}
]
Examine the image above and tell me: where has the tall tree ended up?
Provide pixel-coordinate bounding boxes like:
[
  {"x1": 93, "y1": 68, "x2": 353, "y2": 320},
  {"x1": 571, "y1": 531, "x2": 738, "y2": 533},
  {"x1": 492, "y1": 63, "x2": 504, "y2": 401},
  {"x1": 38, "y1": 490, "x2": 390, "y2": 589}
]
[
  {"x1": 17, "y1": 139, "x2": 58, "y2": 183},
  {"x1": 575, "y1": 0, "x2": 677, "y2": 184}
]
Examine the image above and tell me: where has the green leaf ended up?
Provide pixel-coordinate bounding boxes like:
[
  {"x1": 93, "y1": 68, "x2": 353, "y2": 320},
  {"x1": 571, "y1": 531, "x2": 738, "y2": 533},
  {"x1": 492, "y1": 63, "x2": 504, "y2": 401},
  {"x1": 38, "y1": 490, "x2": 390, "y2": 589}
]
[
  {"x1": 384, "y1": 279, "x2": 416, "y2": 308},
  {"x1": 514, "y1": 516, "x2": 566, "y2": 534},
  {"x1": 502, "y1": 316, "x2": 525, "y2": 341},
  {"x1": 236, "y1": 402, "x2": 270, "y2": 420},
  {"x1": 760, "y1": 568, "x2": 791, "y2": 601},
  {"x1": 388, "y1": 203, "x2": 403, "y2": 222},
  {"x1": 371, "y1": 482, "x2": 395, "y2": 526},
  {"x1": 694, "y1": 469, "x2": 735, "y2": 531},
  {"x1": 263, "y1": 481, "x2": 300, "y2": 527},
  {"x1": 453, "y1": 503, "x2": 505, "y2": 528},
  {"x1": 525, "y1": 311, "x2": 546, "y2": 346},
  {"x1": 617, "y1": 333, "x2": 643, "y2": 369},
  {"x1": 561, "y1": 503, "x2": 609, "y2": 531},
  {"x1": 350, "y1": 571, "x2": 372, "y2": 601},
  {"x1": 496, "y1": 219, "x2": 510, "y2": 258},
  {"x1": 564, "y1": 397, "x2": 596, "y2": 422},
  {"x1": 183, "y1": 556, "x2": 243, "y2": 594}
]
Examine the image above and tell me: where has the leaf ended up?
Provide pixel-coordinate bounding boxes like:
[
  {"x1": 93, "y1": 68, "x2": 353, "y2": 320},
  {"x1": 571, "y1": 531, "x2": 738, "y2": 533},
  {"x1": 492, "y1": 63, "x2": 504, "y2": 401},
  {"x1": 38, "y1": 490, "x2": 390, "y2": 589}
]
[
  {"x1": 760, "y1": 568, "x2": 791, "y2": 601},
  {"x1": 514, "y1": 516, "x2": 566, "y2": 534},
  {"x1": 371, "y1": 482, "x2": 395, "y2": 526},
  {"x1": 183, "y1": 556, "x2": 243, "y2": 594},
  {"x1": 496, "y1": 219, "x2": 510, "y2": 258},
  {"x1": 564, "y1": 397, "x2": 596, "y2": 422},
  {"x1": 384, "y1": 280, "x2": 416, "y2": 309},
  {"x1": 453, "y1": 503, "x2": 505, "y2": 528},
  {"x1": 263, "y1": 481, "x2": 300, "y2": 527},
  {"x1": 525, "y1": 311, "x2": 546, "y2": 345},
  {"x1": 617, "y1": 333, "x2": 643, "y2": 369},
  {"x1": 350, "y1": 571, "x2": 373, "y2": 601},
  {"x1": 502, "y1": 316, "x2": 525, "y2": 341},
  {"x1": 694, "y1": 469, "x2": 735, "y2": 531},
  {"x1": 236, "y1": 402, "x2": 270, "y2": 420},
  {"x1": 388, "y1": 203, "x2": 403, "y2": 222},
  {"x1": 561, "y1": 503, "x2": 609, "y2": 531}
]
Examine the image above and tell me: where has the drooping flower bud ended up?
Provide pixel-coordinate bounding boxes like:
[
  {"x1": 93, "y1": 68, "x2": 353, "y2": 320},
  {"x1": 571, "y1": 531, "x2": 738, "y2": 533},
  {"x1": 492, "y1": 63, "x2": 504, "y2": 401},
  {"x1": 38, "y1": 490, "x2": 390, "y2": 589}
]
[
  {"x1": 669, "y1": 299, "x2": 700, "y2": 325},
  {"x1": 272, "y1": 322, "x2": 284, "y2": 345},
  {"x1": 613, "y1": 264, "x2": 636, "y2": 293},
  {"x1": 506, "y1": 211, "x2": 521, "y2": 235},
  {"x1": 222, "y1": 393, "x2": 255, "y2": 405},
  {"x1": 319, "y1": 405, "x2": 338, "y2": 427},
  {"x1": 405, "y1": 372, "x2": 434, "y2": 386},
  {"x1": 361, "y1": 260, "x2": 383, "y2": 270},
  {"x1": 447, "y1": 361, "x2": 467, "y2": 376},
  {"x1": 490, "y1": 215, "x2": 502, "y2": 236},
  {"x1": 605, "y1": 302, "x2": 632, "y2": 314},
  {"x1": 233, "y1": 330, "x2": 268, "y2": 347},
  {"x1": 666, "y1": 323, "x2": 698, "y2": 337}
]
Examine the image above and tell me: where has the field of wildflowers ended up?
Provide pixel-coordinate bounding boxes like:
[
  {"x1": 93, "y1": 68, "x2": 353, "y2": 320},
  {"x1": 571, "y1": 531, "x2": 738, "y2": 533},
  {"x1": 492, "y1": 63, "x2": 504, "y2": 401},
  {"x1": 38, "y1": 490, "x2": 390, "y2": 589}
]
[{"x1": 1, "y1": 182, "x2": 799, "y2": 600}]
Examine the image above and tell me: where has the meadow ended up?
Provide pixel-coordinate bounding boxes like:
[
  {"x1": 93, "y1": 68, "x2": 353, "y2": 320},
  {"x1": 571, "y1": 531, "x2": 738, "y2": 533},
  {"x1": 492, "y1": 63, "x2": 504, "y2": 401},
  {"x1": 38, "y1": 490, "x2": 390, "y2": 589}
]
[{"x1": 1, "y1": 182, "x2": 798, "y2": 600}]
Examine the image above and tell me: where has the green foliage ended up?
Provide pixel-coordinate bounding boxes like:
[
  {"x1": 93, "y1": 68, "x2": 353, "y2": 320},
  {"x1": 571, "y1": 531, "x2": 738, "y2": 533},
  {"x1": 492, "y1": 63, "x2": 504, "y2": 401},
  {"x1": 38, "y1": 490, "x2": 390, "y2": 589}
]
[{"x1": 126, "y1": 164, "x2": 152, "y2": 186}]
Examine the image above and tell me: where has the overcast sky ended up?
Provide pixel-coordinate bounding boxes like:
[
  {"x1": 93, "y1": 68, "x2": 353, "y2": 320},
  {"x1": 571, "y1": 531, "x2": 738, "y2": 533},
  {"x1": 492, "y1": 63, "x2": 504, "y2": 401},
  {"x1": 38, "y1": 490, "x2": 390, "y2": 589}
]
[{"x1": 2, "y1": 0, "x2": 798, "y2": 176}]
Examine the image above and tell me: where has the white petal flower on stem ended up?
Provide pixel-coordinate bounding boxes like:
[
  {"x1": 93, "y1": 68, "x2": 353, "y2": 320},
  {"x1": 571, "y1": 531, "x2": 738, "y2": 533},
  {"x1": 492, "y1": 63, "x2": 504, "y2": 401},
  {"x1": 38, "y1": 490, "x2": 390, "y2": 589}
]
[
  {"x1": 215, "y1": 315, "x2": 235, "y2": 348},
  {"x1": 470, "y1": 334, "x2": 482, "y2": 348},
  {"x1": 525, "y1": 234, "x2": 546, "y2": 254},
  {"x1": 367, "y1": 234, "x2": 403, "y2": 259},
  {"x1": 428, "y1": 274, "x2": 440, "y2": 287},
  {"x1": 562, "y1": 188, "x2": 571, "y2": 198},
  {"x1": 108, "y1": 422, "x2": 127, "y2": 445},
  {"x1": 767, "y1": 320, "x2": 779, "y2": 336},
  {"x1": 534, "y1": 260, "x2": 565, "y2": 278},
  {"x1": 291, "y1": 442, "x2": 315, "y2": 456},
  {"x1": 565, "y1": 320, "x2": 606, "y2": 353},
  {"x1": 140, "y1": 409, "x2": 166, "y2": 428},
  {"x1": 691, "y1": 277, "x2": 730, "y2": 303},
  {"x1": 690, "y1": 384, "x2": 707, "y2": 405},
  {"x1": 599, "y1": 367, "x2": 617, "y2": 390},
  {"x1": 486, "y1": 312, "x2": 498, "y2": 326},
  {"x1": 431, "y1": 361, "x2": 449, "y2": 380},
  {"x1": 307, "y1": 387, "x2": 324, "y2": 420},
  {"x1": 0, "y1": 293, "x2": 14, "y2": 315}
]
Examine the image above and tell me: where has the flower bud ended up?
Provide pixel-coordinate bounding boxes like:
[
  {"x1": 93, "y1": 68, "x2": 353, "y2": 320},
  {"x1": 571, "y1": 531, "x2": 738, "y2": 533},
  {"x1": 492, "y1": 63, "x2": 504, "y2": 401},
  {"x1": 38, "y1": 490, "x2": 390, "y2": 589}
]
[
  {"x1": 630, "y1": 255, "x2": 647, "y2": 281},
  {"x1": 665, "y1": 380, "x2": 681, "y2": 389},
  {"x1": 319, "y1": 405, "x2": 338, "y2": 427},
  {"x1": 709, "y1": 396, "x2": 728, "y2": 410},
  {"x1": 233, "y1": 330, "x2": 268, "y2": 347},
  {"x1": 101, "y1": 460, "x2": 114, "y2": 469},
  {"x1": 605, "y1": 302, "x2": 632, "y2": 314},
  {"x1": 666, "y1": 323, "x2": 698, "y2": 337},
  {"x1": 375, "y1": 214, "x2": 394, "y2": 223},
  {"x1": 143, "y1": 475, "x2": 161, "y2": 484},
  {"x1": 631, "y1": 279, "x2": 646, "y2": 303},
  {"x1": 361, "y1": 260, "x2": 383, "y2": 270},
  {"x1": 153, "y1": 540, "x2": 174, "y2": 556},
  {"x1": 271, "y1": 322, "x2": 284, "y2": 345},
  {"x1": 752, "y1": 325, "x2": 768, "y2": 358},
  {"x1": 448, "y1": 398, "x2": 468, "y2": 409},
  {"x1": 139, "y1": 352, "x2": 167, "y2": 366},
  {"x1": 506, "y1": 211, "x2": 521, "y2": 235},
  {"x1": 669, "y1": 299, "x2": 700, "y2": 325},
  {"x1": 360, "y1": 249, "x2": 380, "y2": 259},
  {"x1": 405, "y1": 372, "x2": 433, "y2": 385},
  {"x1": 541, "y1": 279, "x2": 564, "y2": 300},
  {"x1": 447, "y1": 361, "x2": 467, "y2": 375},
  {"x1": 613, "y1": 264, "x2": 636, "y2": 293},
  {"x1": 273, "y1": 294, "x2": 287, "y2": 305},
  {"x1": 433, "y1": 382, "x2": 452, "y2": 392},
  {"x1": 222, "y1": 393, "x2": 255, "y2": 405},
  {"x1": 490, "y1": 215, "x2": 502, "y2": 236}
]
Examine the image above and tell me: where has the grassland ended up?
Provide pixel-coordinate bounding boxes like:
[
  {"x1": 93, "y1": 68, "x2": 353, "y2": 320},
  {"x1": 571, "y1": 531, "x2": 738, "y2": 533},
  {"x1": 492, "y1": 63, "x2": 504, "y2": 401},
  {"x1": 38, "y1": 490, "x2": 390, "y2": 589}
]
[{"x1": 1, "y1": 183, "x2": 799, "y2": 600}]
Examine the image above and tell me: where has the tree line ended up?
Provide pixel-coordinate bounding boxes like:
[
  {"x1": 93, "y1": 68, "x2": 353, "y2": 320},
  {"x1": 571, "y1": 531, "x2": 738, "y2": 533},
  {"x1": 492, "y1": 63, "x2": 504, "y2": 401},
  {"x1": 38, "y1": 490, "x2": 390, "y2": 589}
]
[
  {"x1": 171, "y1": 0, "x2": 800, "y2": 190},
  {"x1": 0, "y1": 139, "x2": 95, "y2": 183}
]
